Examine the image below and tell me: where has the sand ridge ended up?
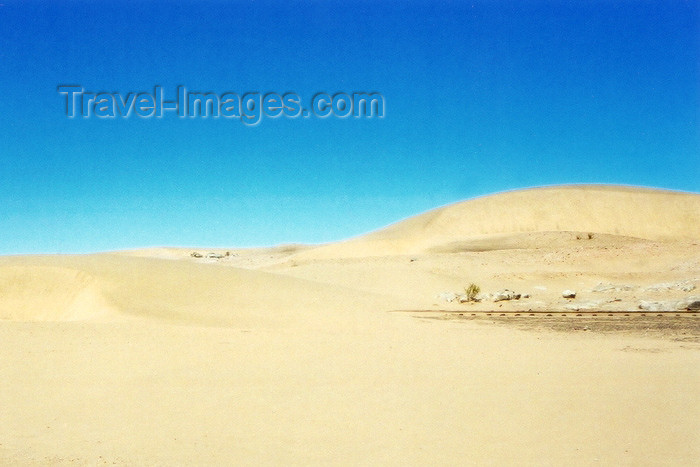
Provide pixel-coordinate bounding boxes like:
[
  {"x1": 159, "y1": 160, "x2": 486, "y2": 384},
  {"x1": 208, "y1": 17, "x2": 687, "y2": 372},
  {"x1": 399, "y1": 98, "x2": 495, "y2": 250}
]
[
  {"x1": 2, "y1": 186, "x2": 699, "y2": 322},
  {"x1": 292, "y1": 185, "x2": 700, "y2": 260},
  {"x1": 0, "y1": 254, "x2": 395, "y2": 327},
  {"x1": 1, "y1": 184, "x2": 699, "y2": 465}
]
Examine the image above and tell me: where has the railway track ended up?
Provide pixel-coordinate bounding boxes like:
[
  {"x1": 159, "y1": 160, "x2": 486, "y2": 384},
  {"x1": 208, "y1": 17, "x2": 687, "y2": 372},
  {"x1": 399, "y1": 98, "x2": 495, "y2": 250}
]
[{"x1": 391, "y1": 310, "x2": 699, "y2": 318}]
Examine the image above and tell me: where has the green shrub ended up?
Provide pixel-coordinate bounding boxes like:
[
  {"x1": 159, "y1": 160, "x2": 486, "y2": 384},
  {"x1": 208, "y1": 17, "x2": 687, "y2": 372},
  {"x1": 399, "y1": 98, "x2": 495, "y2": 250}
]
[{"x1": 465, "y1": 283, "x2": 480, "y2": 301}]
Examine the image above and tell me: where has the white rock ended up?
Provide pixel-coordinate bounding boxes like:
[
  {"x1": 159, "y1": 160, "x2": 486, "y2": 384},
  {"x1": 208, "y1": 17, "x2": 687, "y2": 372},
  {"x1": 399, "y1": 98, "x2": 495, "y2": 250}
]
[
  {"x1": 674, "y1": 296, "x2": 700, "y2": 311},
  {"x1": 639, "y1": 295, "x2": 700, "y2": 311},
  {"x1": 645, "y1": 280, "x2": 696, "y2": 293},
  {"x1": 564, "y1": 301, "x2": 602, "y2": 311},
  {"x1": 438, "y1": 292, "x2": 457, "y2": 303},
  {"x1": 562, "y1": 290, "x2": 576, "y2": 299},
  {"x1": 592, "y1": 283, "x2": 635, "y2": 293},
  {"x1": 457, "y1": 293, "x2": 471, "y2": 303},
  {"x1": 493, "y1": 289, "x2": 521, "y2": 302},
  {"x1": 475, "y1": 293, "x2": 492, "y2": 302},
  {"x1": 638, "y1": 301, "x2": 673, "y2": 311}
]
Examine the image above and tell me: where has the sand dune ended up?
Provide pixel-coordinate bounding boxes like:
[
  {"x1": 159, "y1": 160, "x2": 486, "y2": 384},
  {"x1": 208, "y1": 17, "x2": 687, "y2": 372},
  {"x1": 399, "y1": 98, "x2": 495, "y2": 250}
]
[
  {"x1": 1, "y1": 184, "x2": 699, "y2": 465},
  {"x1": 2, "y1": 185, "x2": 698, "y2": 322},
  {"x1": 0, "y1": 264, "x2": 113, "y2": 322},
  {"x1": 0, "y1": 254, "x2": 394, "y2": 326},
  {"x1": 294, "y1": 185, "x2": 700, "y2": 260}
]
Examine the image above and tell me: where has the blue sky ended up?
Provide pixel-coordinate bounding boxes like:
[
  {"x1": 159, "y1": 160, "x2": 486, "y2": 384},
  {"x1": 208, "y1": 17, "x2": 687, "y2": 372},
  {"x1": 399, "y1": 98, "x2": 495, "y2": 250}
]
[{"x1": 0, "y1": 0, "x2": 698, "y2": 254}]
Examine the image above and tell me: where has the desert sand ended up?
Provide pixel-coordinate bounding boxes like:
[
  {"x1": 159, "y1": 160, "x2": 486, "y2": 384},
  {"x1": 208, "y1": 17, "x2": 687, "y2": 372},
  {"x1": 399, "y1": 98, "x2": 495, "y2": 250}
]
[{"x1": 1, "y1": 185, "x2": 699, "y2": 465}]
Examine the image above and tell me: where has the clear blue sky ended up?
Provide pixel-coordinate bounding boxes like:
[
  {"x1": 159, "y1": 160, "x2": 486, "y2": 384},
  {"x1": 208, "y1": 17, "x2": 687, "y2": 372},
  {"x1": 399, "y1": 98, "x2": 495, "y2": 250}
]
[{"x1": 0, "y1": 0, "x2": 698, "y2": 254}]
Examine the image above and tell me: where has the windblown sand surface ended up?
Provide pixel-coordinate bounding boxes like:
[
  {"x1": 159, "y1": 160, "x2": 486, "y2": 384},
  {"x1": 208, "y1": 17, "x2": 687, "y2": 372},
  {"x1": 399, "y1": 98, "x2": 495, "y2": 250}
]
[{"x1": 1, "y1": 185, "x2": 699, "y2": 465}]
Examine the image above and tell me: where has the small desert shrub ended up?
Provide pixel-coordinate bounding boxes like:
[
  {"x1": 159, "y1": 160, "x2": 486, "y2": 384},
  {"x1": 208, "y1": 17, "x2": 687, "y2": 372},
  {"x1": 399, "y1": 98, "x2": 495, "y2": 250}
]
[{"x1": 465, "y1": 283, "x2": 480, "y2": 301}]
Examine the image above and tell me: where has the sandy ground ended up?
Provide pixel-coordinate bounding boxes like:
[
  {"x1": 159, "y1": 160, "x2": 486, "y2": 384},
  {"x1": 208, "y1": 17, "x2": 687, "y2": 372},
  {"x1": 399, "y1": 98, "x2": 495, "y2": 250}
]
[{"x1": 1, "y1": 185, "x2": 699, "y2": 465}]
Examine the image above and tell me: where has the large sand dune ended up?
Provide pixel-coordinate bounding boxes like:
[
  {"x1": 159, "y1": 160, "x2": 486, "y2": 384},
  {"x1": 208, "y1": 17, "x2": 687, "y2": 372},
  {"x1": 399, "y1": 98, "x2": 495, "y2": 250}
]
[
  {"x1": 1, "y1": 185, "x2": 699, "y2": 465},
  {"x1": 2, "y1": 185, "x2": 696, "y2": 322},
  {"x1": 294, "y1": 185, "x2": 700, "y2": 259}
]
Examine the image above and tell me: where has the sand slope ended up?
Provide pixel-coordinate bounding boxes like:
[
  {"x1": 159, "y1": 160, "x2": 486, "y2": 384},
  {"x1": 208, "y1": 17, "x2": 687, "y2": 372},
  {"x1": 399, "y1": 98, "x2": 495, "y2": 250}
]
[
  {"x1": 0, "y1": 255, "x2": 393, "y2": 327},
  {"x1": 294, "y1": 185, "x2": 700, "y2": 259},
  {"x1": 2, "y1": 185, "x2": 698, "y2": 321},
  {"x1": 1, "y1": 184, "x2": 699, "y2": 465}
]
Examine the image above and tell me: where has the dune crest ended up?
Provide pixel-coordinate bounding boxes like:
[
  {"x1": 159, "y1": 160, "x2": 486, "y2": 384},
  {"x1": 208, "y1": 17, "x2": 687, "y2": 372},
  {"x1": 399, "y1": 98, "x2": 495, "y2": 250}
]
[
  {"x1": 294, "y1": 185, "x2": 700, "y2": 259},
  {"x1": 1, "y1": 185, "x2": 698, "y2": 465},
  {"x1": 1, "y1": 185, "x2": 698, "y2": 323}
]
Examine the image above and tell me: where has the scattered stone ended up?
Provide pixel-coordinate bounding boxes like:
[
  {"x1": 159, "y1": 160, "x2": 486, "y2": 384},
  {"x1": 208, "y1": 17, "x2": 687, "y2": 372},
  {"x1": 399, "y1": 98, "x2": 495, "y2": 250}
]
[
  {"x1": 675, "y1": 296, "x2": 700, "y2": 311},
  {"x1": 534, "y1": 286, "x2": 547, "y2": 291},
  {"x1": 592, "y1": 283, "x2": 636, "y2": 293},
  {"x1": 474, "y1": 292, "x2": 492, "y2": 302},
  {"x1": 645, "y1": 280, "x2": 696, "y2": 293},
  {"x1": 562, "y1": 290, "x2": 576, "y2": 299},
  {"x1": 493, "y1": 289, "x2": 521, "y2": 302},
  {"x1": 457, "y1": 294, "x2": 471, "y2": 303},
  {"x1": 190, "y1": 252, "x2": 202, "y2": 258},
  {"x1": 438, "y1": 292, "x2": 457, "y2": 303},
  {"x1": 522, "y1": 294, "x2": 531, "y2": 299},
  {"x1": 206, "y1": 253, "x2": 225, "y2": 259},
  {"x1": 639, "y1": 301, "x2": 673, "y2": 312},
  {"x1": 639, "y1": 297, "x2": 700, "y2": 311},
  {"x1": 564, "y1": 301, "x2": 602, "y2": 311}
]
